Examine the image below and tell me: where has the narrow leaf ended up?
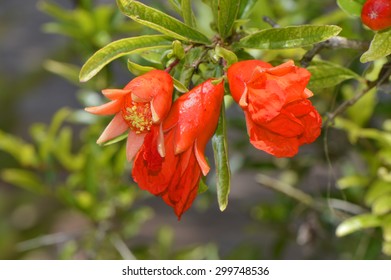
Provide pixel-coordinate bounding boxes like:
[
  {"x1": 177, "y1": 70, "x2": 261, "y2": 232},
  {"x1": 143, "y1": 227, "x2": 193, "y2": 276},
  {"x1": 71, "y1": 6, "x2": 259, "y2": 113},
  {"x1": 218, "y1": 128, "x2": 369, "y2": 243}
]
[
  {"x1": 361, "y1": 29, "x2": 391, "y2": 63},
  {"x1": 337, "y1": 0, "x2": 365, "y2": 17},
  {"x1": 373, "y1": 194, "x2": 391, "y2": 215},
  {"x1": 215, "y1": 45, "x2": 238, "y2": 66},
  {"x1": 117, "y1": 0, "x2": 210, "y2": 44},
  {"x1": 127, "y1": 60, "x2": 155, "y2": 76},
  {"x1": 365, "y1": 180, "x2": 391, "y2": 206},
  {"x1": 181, "y1": 0, "x2": 196, "y2": 27},
  {"x1": 212, "y1": 102, "x2": 231, "y2": 211},
  {"x1": 215, "y1": 0, "x2": 241, "y2": 39},
  {"x1": 336, "y1": 214, "x2": 382, "y2": 237},
  {"x1": 79, "y1": 35, "x2": 172, "y2": 82},
  {"x1": 307, "y1": 60, "x2": 361, "y2": 89},
  {"x1": 1, "y1": 169, "x2": 46, "y2": 194},
  {"x1": 236, "y1": 25, "x2": 342, "y2": 49}
]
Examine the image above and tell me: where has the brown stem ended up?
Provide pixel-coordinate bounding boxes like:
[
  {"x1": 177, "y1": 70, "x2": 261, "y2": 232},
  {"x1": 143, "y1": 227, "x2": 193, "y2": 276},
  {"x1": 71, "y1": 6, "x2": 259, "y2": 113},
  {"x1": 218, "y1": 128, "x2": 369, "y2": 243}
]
[
  {"x1": 301, "y1": 36, "x2": 370, "y2": 67},
  {"x1": 324, "y1": 62, "x2": 391, "y2": 127}
]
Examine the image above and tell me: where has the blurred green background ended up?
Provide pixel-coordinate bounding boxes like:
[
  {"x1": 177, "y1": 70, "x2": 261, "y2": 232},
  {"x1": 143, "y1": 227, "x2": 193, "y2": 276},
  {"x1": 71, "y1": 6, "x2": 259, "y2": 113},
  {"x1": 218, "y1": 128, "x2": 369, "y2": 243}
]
[{"x1": 1, "y1": 0, "x2": 390, "y2": 260}]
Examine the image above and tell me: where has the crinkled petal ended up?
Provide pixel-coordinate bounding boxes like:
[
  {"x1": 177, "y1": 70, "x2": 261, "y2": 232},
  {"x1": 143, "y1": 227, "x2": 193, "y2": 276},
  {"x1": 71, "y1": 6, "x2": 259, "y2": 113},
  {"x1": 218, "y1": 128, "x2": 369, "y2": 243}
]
[
  {"x1": 96, "y1": 112, "x2": 128, "y2": 144},
  {"x1": 85, "y1": 99, "x2": 122, "y2": 115},
  {"x1": 247, "y1": 79, "x2": 286, "y2": 123},
  {"x1": 297, "y1": 107, "x2": 322, "y2": 145},
  {"x1": 264, "y1": 112, "x2": 304, "y2": 138},
  {"x1": 245, "y1": 112, "x2": 299, "y2": 157}
]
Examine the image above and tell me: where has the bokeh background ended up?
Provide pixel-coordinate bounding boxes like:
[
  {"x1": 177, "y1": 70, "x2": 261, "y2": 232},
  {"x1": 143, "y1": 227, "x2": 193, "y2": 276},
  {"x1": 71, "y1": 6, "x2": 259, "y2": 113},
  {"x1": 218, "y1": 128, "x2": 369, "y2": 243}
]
[{"x1": 1, "y1": 0, "x2": 390, "y2": 260}]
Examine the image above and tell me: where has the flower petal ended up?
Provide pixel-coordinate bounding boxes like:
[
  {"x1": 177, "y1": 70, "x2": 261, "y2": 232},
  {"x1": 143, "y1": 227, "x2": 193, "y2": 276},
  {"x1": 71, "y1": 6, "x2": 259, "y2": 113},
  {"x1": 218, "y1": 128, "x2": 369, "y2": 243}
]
[
  {"x1": 264, "y1": 112, "x2": 304, "y2": 138},
  {"x1": 102, "y1": 89, "x2": 130, "y2": 100},
  {"x1": 194, "y1": 140, "x2": 210, "y2": 176},
  {"x1": 85, "y1": 99, "x2": 122, "y2": 115},
  {"x1": 96, "y1": 112, "x2": 128, "y2": 144},
  {"x1": 245, "y1": 112, "x2": 299, "y2": 157},
  {"x1": 247, "y1": 79, "x2": 286, "y2": 123},
  {"x1": 126, "y1": 130, "x2": 145, "y2": 162}
]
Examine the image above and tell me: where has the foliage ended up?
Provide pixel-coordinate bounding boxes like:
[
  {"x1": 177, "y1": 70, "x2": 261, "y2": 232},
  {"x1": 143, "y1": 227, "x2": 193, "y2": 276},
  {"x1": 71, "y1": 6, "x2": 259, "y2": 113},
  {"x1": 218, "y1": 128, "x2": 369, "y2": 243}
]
[{"x1": 1, "y1": 0, "x2": 391, "y2": 259}]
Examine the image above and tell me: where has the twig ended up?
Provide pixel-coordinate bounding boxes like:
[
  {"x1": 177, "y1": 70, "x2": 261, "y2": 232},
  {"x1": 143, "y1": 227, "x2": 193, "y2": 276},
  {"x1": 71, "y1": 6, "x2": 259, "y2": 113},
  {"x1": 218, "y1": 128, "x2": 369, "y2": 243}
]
[
  {"x1": 165, "y1": 45, "x2": 193, "y2": 73},
  {"x1": 110, "y1": 234, "x2": 136, "y2": 260},
  {"x1": 255, "y1": 174, "x2": 318, "y2": 209},
  {"x1": 324, "y1": 62, "x2": 391, "y2": 127},
  {"x1": 262, "y1": 16, "x2": 280, "y2": 28},
  {"x1": 301, "y1": 36, "x2": 370, "y2": 67}
]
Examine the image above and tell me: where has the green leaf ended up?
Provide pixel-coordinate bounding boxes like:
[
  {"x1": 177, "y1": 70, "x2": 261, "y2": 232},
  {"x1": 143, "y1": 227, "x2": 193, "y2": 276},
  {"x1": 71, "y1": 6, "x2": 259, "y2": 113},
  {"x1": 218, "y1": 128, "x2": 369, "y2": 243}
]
[
  {"x1": 127, "y1": 60, "x2": 156, "y2": 76},
  {"x1": 361, "y1": 29, "x2": 391, "y2": 63},
  {"x1": 215, "y1": 45, "x2": 238, "y2": 66},
  {"x1": 1, "y1": 169, "x2": 45, "y2": 194},
  {"x1": 383, "y1": 214, "x2": 391, "y2": 242},
  {"x1": 181, "y1": 0, "x2": 196, "y2": 27},
  {"x1": 214, "y1": 0, "x2": 241, "y2": 39},
  {"x1": 337, "y1": 175, "x2": 369, "y2": 190},
  {"x1": 116, "y1": 0, "x2": 210, "y2": 44},
  {"x1": 373, "y1": 194, "x2": 391, "y2": 215},
  {"x1": 346, "y1": 86, "x2": 377, "y2": 127},
  {"x1": 0, "y1": 131, "x2": 38, "y2": 167},
  {"x1": 238, "y1": 0, "x2": 258, "y2": 19},
  {"x1": 366, "y1": 180, "x2": 391, "y2": 207},
  {"x1": 236, "y1": 25, "x2": 342, "y2": 50},
  {"x1": 212, "y1": 102, "x2": 231, "y2": 211},
  {"x1": 102, "y1": 132, "x2": 128, "y2": 146},
  {"x1": 307, "y1": 60, "x2": 361, "y2": 89},
  {"x1": 43, "y1": 60, "x2": 81, "y2": 86},
  {"x1": 337, "y1": 0, "x2": 365, "y2": 17},
  {"x1": 80, "y1": 35, "x2": 172, "y2": 82},
  {"x1": 336, "y1": 214, "x2": 382, "y2": 237}
]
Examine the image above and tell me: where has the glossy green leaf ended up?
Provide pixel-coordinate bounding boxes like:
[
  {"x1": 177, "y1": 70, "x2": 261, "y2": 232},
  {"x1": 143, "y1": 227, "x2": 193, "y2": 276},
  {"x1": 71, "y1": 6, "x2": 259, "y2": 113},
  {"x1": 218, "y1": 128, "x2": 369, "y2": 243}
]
[
  {"x1": 1, "y1": 169, "x2": 46, "y2": 194},
  {"x1": 212, "y1": 102, "x2": 231, "y2": 211},
  {"x1": 80, "y1": 35, "x2": 172, "y2": 82},
  {"x1": 214, "y1": 0, "x2": 241, "y2": 39},
  {"x1": 236, "y1": 25, "x2": 342, "y2": 49},
  {"x1": 373, "y1": 194, "x2": 391, "y2": 215},
  {"x1": 215, "y1": 45, "x2": 238, "y2": 66},
  {"x1": 361, "y1": 29, "x2": 391, "y2": 63},
  {"x1": 337, "y1": 0, "x2": 365, "y2": 17},
  {"x1": 116, "y1": 0, "x2": 210, "y2": 44},
  {"x1": 307, "y1": 60, "x2": 361, "y2": 89},
  {"x1": 336, "y1": 214, "x2": 382, "y2": 237}
]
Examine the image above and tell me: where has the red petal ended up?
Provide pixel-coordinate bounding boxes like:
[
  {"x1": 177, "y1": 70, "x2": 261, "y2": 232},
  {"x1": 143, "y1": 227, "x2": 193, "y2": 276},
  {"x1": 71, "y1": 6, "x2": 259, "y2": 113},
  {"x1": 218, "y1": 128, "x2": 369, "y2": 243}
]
[
  {"x1": 247, "y1": 79, "x2": 286, "y2": 123},
  {"x1": 126, "y1": 130, "x2": 145, "y2": 162},
  {"x1": 85, "y1": 99, "x2": 122, "y2": 115},
  {"x1": 297, "y1": 107, "x2": 322, "y2": 145},
  {"x1": 228, "y1": 60, "x2": 272, "y2": 104},
  {"x1": 245, "y1": 112, "x2": 299, "y2": 157},
  {"x1": 264, "y1": 112, "x2": 304, "y2": 138},
  {"x1": 96, "y1": 112, "x2": 128, "y2": 144},
  {"x1": 101, "y1": 89, "x2": 130, "y2": 100}
]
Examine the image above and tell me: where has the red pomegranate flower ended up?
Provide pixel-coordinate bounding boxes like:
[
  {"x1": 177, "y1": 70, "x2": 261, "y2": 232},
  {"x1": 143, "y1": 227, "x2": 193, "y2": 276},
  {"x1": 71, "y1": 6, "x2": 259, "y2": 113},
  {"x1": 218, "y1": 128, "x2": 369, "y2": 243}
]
[
  {"x1": 227, "y1": 60, "x2": 321, "y2": 157},
  {"x1": 85, "y1": 70, "x2": 173, "y2": 161},
  {"x1": 132, "y1": 79, "x2": 225, "y2": 219},
  {"x1": 361, "y1": 0, "x2": 391, "y2": 31}
]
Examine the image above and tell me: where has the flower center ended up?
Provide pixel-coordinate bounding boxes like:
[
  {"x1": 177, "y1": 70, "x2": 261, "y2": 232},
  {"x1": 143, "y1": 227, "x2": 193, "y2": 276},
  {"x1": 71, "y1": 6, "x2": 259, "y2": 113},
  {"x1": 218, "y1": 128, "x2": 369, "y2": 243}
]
[{"x1": 122, "y1": 99, "x2": 152, "y2": 134}]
